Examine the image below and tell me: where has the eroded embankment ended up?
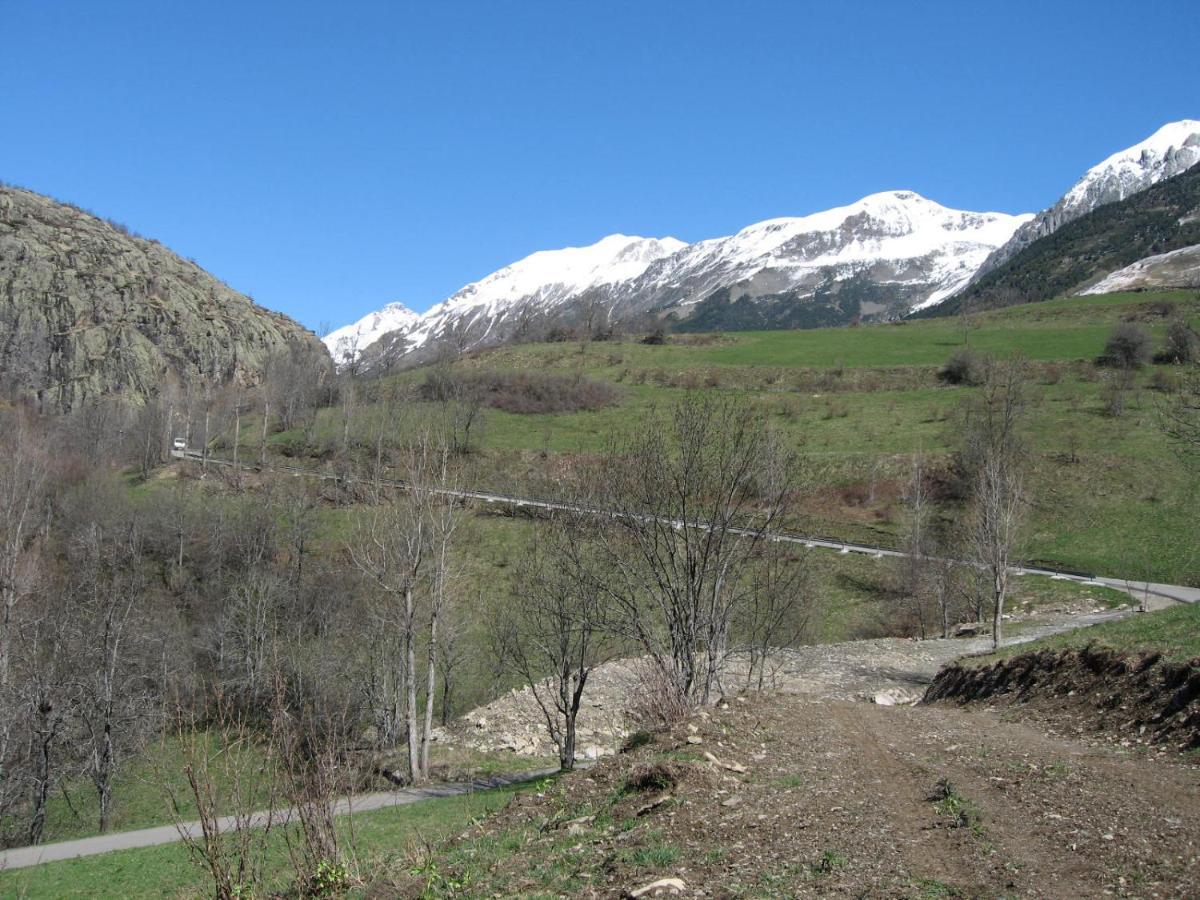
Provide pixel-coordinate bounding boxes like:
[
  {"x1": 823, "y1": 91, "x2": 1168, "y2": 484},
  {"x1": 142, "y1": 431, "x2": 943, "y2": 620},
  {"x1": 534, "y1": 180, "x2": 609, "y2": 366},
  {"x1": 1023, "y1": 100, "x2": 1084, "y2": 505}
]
[{"x1": 924, "y1": 645, "x2": 1200, "y2": 750}]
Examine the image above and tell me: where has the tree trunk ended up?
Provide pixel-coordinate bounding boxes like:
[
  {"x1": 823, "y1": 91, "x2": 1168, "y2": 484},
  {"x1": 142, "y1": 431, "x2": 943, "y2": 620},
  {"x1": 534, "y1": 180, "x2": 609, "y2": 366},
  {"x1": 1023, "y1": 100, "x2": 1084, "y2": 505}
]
[
  {"x1": 559, "y1": 708, "x2": 577, "y2": 772},
  {"x1": 421, "y1": 610, "x2": 437, "y2": 778},
  {"x1": 404, "y1": 586, "x2": 421, "y2": 782},
  {"x1": 260, "y1": 399, "x2": 270, "y2": 469},
  {"x1": 991, "y1": 568, "x2": 1005, "y2": 650}
]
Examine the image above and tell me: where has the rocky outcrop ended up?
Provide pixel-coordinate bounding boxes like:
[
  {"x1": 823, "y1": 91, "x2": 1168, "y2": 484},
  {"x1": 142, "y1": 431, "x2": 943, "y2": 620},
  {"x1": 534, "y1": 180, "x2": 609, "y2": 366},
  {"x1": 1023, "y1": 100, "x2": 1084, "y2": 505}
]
[
  {"x1": 0, "y1": 184, "x2": 329, "y2": 411},
  {"x1": 1077, "y1": 243, "x2": 1200, "y2": 294}
]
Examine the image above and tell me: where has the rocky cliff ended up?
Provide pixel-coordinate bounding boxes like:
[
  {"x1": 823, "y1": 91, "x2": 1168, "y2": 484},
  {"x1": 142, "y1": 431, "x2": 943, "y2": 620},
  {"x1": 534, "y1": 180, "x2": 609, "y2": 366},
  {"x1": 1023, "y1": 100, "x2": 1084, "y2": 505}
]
[{"x1": 0, "y1": 184, "x2": 329, "y2": 411}]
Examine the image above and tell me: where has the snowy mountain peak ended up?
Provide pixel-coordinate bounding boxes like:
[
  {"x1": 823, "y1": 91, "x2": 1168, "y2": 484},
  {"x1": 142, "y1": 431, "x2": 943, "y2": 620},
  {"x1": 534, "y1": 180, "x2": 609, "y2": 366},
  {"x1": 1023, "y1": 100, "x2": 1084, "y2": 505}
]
[
  {"x1": 1064, "y1": 119, "x2": 1200, "y2": 208},
  {"x1": 323, "y1": 301, "x2": 419, "y2": 365},
  {"x1": 973, "y1": 119, "x2": 1200, "y2": 279},
  {"x1": 438, "y1": 233, "x2": 687, "y2": 313}
]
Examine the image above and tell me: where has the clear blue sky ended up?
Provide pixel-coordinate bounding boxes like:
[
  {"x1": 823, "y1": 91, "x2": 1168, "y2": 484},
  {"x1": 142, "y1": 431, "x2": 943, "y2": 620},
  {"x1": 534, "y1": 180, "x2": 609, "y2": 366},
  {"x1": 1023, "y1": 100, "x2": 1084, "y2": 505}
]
[{"x1": 3, "y1": 1, "x2": 1197, "y2": 331}]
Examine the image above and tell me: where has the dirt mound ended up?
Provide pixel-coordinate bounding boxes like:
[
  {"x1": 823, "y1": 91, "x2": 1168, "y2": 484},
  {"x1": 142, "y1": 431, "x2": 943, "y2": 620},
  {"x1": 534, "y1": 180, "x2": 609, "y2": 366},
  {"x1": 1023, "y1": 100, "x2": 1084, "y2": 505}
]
[
  {"x1": 381, "y1": 693, "x2": 1200, "y2": 897},
  {"x1": 924, "y1": 644, "x2": 1200, "y2": 750}
]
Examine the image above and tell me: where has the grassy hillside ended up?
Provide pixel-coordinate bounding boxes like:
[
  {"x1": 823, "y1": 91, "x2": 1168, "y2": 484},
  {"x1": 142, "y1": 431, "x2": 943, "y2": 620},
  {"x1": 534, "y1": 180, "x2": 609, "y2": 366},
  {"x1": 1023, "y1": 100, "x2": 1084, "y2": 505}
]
[{"x1": 275, "y1": 289, "x2": 1199, "y2": 584}]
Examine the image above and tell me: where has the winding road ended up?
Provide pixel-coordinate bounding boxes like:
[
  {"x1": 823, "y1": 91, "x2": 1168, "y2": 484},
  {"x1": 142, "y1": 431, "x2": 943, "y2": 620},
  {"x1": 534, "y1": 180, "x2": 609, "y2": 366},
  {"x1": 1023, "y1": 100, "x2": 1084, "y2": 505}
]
[{"x1": 171, "y1": 449, "x2": 1199, "y2": 609}]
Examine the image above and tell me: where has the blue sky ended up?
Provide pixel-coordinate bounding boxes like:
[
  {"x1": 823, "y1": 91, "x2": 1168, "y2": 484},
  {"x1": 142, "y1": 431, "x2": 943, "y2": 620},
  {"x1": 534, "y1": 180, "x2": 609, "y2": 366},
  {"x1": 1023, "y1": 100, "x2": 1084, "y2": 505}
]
[{"x1": 3, "y1": 1, "x2": 1197, "y2": 331}]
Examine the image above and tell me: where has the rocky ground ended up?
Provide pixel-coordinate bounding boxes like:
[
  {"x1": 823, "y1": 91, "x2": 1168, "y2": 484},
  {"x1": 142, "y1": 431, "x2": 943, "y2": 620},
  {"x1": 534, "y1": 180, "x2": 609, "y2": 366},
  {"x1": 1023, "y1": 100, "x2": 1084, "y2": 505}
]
[
  {"x1": 388, "y1": 693, "x2": 1200, "y2": 898},
  {"x1": 440, "y1": 601, "x2": 1133, "y2": 760}
]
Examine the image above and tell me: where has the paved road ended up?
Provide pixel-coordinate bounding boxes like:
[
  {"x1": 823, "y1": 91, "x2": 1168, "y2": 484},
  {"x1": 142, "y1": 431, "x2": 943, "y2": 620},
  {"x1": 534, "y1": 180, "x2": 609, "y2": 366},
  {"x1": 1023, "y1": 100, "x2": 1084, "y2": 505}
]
[
  {"x1": 172, "y1": 450, "x2": 1199, "y2": 608},
  {"x1": 0, "y1": 769, "x2": 555, "y2": 871}
]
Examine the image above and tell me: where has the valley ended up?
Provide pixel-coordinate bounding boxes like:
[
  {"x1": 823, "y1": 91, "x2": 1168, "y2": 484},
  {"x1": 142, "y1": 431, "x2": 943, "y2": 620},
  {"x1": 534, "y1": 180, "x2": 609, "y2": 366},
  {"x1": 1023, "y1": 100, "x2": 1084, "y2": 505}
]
[{"x1": 1, "y1": 106, "x2": 1199, "y2": 899}]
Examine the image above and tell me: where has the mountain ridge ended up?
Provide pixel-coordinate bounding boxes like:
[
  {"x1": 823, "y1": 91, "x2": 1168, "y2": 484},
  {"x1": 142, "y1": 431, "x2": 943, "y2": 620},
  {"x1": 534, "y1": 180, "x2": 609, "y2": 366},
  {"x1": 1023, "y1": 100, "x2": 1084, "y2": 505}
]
[{"x1": 327, "y1": 191, "x2": 1030, "y2": 368}]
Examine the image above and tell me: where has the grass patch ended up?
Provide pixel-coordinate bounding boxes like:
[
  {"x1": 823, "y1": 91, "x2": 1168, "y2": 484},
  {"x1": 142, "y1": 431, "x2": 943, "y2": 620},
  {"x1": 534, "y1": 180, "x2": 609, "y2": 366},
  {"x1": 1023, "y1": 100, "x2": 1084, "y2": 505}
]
[
  {"x1": 0, "y1": 781, "x2": 534, "y2": 899},
  {"x1": 927, "y1": 779, "x2": 985, "y2": 837},
  {"x1": 968, "y1": 602, "x2": 1200, "y2": 667}
]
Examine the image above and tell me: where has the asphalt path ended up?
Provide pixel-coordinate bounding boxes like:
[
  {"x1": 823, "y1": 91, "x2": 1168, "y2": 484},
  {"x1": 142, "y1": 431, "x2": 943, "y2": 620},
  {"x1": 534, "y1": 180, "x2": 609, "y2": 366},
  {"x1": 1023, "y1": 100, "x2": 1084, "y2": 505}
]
[{"x1": 0, "y1": 769, "x2": 555, "y2": 871}]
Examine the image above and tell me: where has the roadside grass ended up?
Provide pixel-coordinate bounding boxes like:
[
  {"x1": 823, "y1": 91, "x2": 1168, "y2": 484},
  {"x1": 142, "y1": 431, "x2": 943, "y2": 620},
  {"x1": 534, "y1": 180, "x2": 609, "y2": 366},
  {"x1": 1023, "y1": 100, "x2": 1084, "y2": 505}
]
[
  {"x1": 0, "y1": 780, "x2": 536, "y2": 899},
  {"x1": 4, "y1": 720, "x2": 548, "y2": 848},
  {"x1": 965, "y1": 601, "x2": 1200, "y2": 667},
  {"x1": 0, "y1": 733, "x2": 275, "y2": 848}
]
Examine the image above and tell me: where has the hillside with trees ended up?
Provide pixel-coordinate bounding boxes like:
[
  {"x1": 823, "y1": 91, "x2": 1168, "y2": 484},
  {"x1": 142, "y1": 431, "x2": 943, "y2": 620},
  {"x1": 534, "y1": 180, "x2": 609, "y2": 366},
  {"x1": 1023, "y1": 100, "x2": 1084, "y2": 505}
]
[{"x1": 943, "y1": 162, "x2": 1200, "y2": 313}]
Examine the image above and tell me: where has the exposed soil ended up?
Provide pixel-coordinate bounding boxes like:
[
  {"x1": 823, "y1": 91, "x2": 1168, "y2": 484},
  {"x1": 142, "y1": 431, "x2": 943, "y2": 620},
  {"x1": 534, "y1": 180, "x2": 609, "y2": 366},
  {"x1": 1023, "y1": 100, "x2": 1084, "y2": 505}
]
[
  {"x1": 925, "y1": 646, "x2": 1200, "y2": 751},
  {"x1": 442, "y1": 607, "x2": 1132, "y2": 760},
  {"x1": 386, "y1": 693, "x2": 1200, "y2": 898}
]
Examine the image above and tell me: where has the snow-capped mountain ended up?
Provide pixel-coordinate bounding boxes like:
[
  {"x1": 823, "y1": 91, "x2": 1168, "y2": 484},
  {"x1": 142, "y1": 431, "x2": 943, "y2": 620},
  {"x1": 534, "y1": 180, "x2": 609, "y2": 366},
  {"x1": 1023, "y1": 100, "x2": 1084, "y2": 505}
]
[
  {"x1": 401, "y1": 234, "x2": 686, "y2": 356},
  {"x1": 327, "y1": 119, "x2": 1200, "y2": 369},
  {"x1": 975, "y1": 120, "x2": 1200, "y2": 276},
  {"x1": 608, "y1": 191, "x2": 1030, "y2": 318},
  {"x1": 331, "y1": 195, "x2": 1028, "y2": 368},
  {"x1": 323, "y1": 302, "x2": 419, "y2": 366}
]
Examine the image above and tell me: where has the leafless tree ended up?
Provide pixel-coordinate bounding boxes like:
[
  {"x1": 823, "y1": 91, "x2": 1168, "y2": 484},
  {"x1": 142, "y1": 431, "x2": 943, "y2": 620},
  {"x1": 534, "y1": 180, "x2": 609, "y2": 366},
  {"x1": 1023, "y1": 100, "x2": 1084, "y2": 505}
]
[
  {"x1": 962, "y1": 359, "x2": 1031, "y2": 649},
  {"x1": 420, "y1": 451, "x2": 462, "y2": 777},
  {"x1": 349, "y1": 435, "x2": 458, "y2": 782},
  {"x1": 168, "y1": 700, "x2": 280, "y2": 900},
  {"x1": 588, "y1": 394, "x2": 797, "y2": 707},
  {"x1": 494, "y1": 515, "x2": 610, "y2": 771},
  {"x1": 736, "y1": 540, "x2": 812, "y2": 692},
  {"x1": 0, "y1": 413, "x2": 49, "y2": 816},
  {"x1": 900, "y1": 453, "x2": 933, "y2": 638},
  {"x1": 69, "y1": 516, "x2": 155, "y2": 833},
  {"x1": 1160, "y1": 366, "x2": 1200, "y2": 462}
]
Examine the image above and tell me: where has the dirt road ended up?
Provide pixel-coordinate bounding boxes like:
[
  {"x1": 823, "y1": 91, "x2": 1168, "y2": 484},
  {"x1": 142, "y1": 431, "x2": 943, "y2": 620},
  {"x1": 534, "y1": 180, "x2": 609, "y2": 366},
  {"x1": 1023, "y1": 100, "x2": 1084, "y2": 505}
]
[{"x1": 407, "y1": 693, "x2": 1200, "y2": 897}]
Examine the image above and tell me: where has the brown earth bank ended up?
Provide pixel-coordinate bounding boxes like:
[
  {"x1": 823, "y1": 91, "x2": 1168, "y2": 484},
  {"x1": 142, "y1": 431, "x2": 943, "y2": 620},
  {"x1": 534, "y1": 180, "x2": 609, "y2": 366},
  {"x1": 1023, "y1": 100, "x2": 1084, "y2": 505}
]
[
  {"x1": 380, "y1": 694, "x2": 1200, "y2": 898},
  {"x1": 924, "y1": 646, "x2": 1200, "y2": 752}
]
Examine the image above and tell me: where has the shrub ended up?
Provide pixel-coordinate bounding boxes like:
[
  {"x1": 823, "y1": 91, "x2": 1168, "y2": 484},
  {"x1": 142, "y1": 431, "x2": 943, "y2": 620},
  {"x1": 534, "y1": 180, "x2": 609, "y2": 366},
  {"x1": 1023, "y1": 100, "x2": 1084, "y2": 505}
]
[
  {"x1": 1150, "y1": 368, "x2": 1182, "y2": 393},
  {"x1": 417, "y1": 370, "x2": 619, "y2": 414},
  {"x1": 1155, "y1": 319, "x2": 1197, "y2": 364},
  {"x1": 642, "y1": 328, "x2": 667, "y2": 345},
  {"x1": 1100, "y1": 369, "x2": 1135, "y2": 417},
  {"x1": 939, "y1": 348, "x2": 983, "y2": 385},
  {"x1": 1098, "y1": 323, "x2": 1150, "y2": 369}
]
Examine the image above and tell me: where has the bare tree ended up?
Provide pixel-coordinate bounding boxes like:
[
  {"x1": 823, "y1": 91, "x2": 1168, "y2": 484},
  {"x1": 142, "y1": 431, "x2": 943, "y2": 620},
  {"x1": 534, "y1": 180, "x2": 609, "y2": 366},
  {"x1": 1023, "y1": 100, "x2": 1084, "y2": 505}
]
[
  {"x1": 900, "y1": 453, "x2": 933, "y2": 638},
  {"x1": 589, "y1": 394, "x2": 796, "y2": 707},
  {"x1": 0, "y1": 413, "x2": 48, "y2": 815},
  {"x1": 420, "y1": 451, "x2": 462, "y2": 777},
  {"x1": 961, "y1": 359, "x2": 1030, "y2": 649},
  {"x1": 1160, "y1": 366, "x2": 1200, "y2": 462},
  {"x1": 70, "y1": 517, "x2": 154, "y2": 833},
  {"x1": 349, "y1": 435, "x2": 455, "y2": 783},
  {"x1": 736, "y1": 540, "x2": 812, "y2": 692},
  {"x1": 168, "y1": 700, "x2": 280, "y2": 900},
  {"x1": 494, "y1": 515, "x2": 610, "y2": 772}
]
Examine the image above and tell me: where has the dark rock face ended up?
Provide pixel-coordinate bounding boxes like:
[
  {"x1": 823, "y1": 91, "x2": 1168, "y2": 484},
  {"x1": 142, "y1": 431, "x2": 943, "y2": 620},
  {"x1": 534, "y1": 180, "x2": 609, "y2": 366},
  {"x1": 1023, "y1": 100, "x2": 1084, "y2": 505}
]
[{"x1": 0, "y1": 184, "x2": 329, "y2": 411}]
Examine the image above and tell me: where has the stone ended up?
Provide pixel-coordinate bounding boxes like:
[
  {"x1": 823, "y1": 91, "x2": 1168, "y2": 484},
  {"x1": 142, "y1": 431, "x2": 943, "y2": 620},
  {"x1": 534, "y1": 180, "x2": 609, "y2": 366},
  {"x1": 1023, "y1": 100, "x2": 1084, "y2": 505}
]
[{"x1": 628, "y1": 876, "x2": 687, "y2": 897}]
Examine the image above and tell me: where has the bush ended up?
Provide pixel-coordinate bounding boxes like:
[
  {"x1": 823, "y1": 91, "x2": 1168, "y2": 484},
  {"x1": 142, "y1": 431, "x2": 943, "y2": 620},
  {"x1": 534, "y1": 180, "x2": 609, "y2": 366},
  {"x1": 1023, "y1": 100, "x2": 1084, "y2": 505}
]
[
  {"x1": 1098, "y1": 323, "x2": 1150, "y2": 369},
  {"x1": 1155, "y1": 319, "x2": 1197, "y2": 364},
  {"x1": 1101, "y1": 369, "x2": 1135, "y2": 417},
  {"x1": 418, "y1": 370, "x2": 619, "y2": 414},
  {"x1": 642, "y1": 328, "x2": 667, "y2": 346},
  {"x1": 938, "y1": 348, "x2": 983, "y2": 385}
]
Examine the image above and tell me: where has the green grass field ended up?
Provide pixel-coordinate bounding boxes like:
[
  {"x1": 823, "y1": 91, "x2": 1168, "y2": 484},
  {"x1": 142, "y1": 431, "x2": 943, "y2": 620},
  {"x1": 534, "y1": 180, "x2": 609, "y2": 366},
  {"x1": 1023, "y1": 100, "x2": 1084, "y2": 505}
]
[
  {"x1": 265, "y1": 289, "x2": 1199, "y2": 584},
  {"x1": 0, "y1": 780, "x2": 541, "y2": 898}
]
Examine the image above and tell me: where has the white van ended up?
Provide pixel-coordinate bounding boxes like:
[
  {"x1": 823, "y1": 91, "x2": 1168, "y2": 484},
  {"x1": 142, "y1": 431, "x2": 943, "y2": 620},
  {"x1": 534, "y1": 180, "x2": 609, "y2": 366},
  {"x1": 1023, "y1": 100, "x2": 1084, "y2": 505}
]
[{"x1": 172, "y1": 438, "x2": 187, "y2": 452}]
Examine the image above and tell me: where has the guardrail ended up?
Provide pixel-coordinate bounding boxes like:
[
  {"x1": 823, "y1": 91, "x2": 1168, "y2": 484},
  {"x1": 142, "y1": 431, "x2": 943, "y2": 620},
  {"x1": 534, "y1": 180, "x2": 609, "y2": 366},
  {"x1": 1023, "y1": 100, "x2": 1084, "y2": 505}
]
[{"x1": 169, "y1": 450, "x2": 1196, "y2": 605}]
